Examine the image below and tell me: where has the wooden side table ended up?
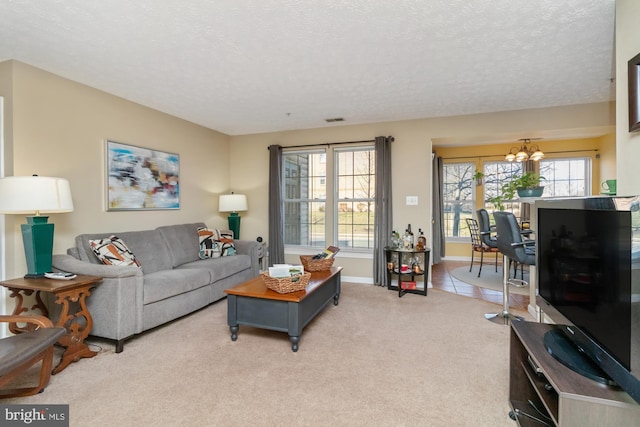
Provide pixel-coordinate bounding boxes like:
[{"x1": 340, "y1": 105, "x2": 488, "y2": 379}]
[
  {"x1": 384, "y1": 247, "x2": 430, "y2": 297},
  {"x1": 0, "y1": 275, "x2": 103, "y2": 374}
]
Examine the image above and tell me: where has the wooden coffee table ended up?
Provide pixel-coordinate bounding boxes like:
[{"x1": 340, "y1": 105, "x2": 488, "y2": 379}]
[{"x1": 225, "y1": 267, "x2": 342, "y2": 352}]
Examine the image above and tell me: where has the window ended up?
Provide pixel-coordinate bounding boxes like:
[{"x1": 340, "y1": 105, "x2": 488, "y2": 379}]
[
  {"x1": 539, "y1": 158, "x2": 590, "y2": 197},
  {"x1": 483, "y1": 161, "x2": 524, "y2": 214},
  {"x1": 283, "y1": 146, "x2": 375, "y2": 251},
  {"x1": 335, "y1": 148, "x2": 375, "y2": 250},
  {"x1": 442, "y1": 162, "x2": 475, "y2": 238},
  {"x1": 283, "y1": 150, "x2": 326, "y2": 248}
]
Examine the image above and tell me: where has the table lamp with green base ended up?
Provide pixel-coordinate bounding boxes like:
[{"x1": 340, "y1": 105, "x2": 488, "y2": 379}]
[
  {"x1": 0, "y1": 175, "x2": 74, "y2": 278},
  {"x1": 219, "y1": 193, "x2": 248, "y2": 239}
]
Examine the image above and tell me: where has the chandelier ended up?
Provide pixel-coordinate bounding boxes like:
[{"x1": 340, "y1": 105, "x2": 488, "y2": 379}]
[{"x1": 505, "y1": 138, "x2": 544, "y2": 162}]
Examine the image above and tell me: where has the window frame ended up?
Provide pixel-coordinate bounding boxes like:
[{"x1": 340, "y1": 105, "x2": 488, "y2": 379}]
[
  {"x1": 482, "y1": 161, "x2": 524, "y2": 215},
  {"x1": 282, "y1": 144, "x2": 376, "y2": 255},
  {"x1": 539, "y1": 157, "x2": 591, "y2": 198},
  {"x1": 333, "y1": 146, "x2": 376, "y2": 252},
  {"x1": 282, "y1": 149, "x2": 327, "y2": 250}
]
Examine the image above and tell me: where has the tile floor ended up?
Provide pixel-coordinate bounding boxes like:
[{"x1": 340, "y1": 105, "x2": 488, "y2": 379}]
[{"x1": 431, "y1": 259, "x2": 530, "y2": 311}]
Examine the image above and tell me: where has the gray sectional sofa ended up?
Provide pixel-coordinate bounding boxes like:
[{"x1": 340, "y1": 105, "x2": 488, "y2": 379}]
[{"x1": 51, "y1": 222, "x2": 259, "y2": 352}]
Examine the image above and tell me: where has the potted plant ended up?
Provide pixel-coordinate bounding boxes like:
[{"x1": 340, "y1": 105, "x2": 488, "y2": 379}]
[
  {"x1": 502, "y1": 172, "x2": 545, "y2": 199},
  {"x1": 472, "y1": 170, "x2": 484, "y2": 186}
]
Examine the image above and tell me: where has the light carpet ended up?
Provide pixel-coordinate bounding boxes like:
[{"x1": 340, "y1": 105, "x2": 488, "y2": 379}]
[
  {"x1": 450, "y1": 266, "x2": 529, "y2": 296},
  {"x1": 4, "y1": 284, "x2": 531, "y2": 427}
]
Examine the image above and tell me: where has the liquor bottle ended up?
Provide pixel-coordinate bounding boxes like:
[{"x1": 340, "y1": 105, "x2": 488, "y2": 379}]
[
  {"x1": 407, "y1": 224, "x2": 414, "y2": 249},
  {"x1": 401, "y1": 226, "x2": 412, "y2": 249},
  {"x1": 416, "y1": 228, "x2": 427, "y2": 251},
  {"x1": 390, "y1": 230, "x2": 399, "y2": 248}
]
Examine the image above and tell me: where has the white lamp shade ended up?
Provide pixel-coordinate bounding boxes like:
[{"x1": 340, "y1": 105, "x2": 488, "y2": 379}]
[
  {"x1": 219, "y1": 194, "x2": 248, "y2": 212},
  {"x1": 515, "y1": 151, "x2": 529, "y2": 162},
  {"x1": 530, "y1": 151, "x2": 545, "y2": 161},
  {"x1": 0, "y1": 176, "x2": 74, "y2": 214}
]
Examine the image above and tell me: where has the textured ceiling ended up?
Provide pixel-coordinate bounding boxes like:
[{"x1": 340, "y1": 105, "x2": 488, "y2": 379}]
[{"x1": 0, "y1": 0, "x2": 616, "y2": 136}]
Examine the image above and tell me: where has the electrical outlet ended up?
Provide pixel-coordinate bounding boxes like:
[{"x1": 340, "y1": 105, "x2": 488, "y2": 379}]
[{"x1": 406, "y1": 196, "x2": 418, "y2": 206}]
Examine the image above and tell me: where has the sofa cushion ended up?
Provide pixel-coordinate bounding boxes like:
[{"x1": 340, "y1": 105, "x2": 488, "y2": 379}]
[
  {"x1": 197, "y1": 228, "x2": 236, "y2": 259},
  {"x1": 75, "y1": 229, "x2": 173, "y2": 274},
  {"x1": 178, "y1": 254, "x2": 251, "y2": 283},
  {"x1": 89, "y1": 236, "x2": 142, "y2": 268},
  {"x1": 157, "y1": 223, "x2": 206, "y2": 267},
  {"x1": 143, "y1": 268, "x2": 211, "y2": 305}
]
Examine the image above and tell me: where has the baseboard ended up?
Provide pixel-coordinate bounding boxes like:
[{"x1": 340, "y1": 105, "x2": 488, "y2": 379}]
[
  {"x1": 342, "y1": 276, "x2": 433, "y2": 290},
  {"x1": 343, "y1": 276, "x2": 373, "y2": 284},
  {"x1": 441, "y1": 256, "x2": 472, "y2": 261}
]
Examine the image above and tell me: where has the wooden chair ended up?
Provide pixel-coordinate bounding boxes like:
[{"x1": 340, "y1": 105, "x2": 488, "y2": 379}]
[
  {"x1": 465, "y1": 218, "x2": 499, "y2": 277},
  {"x1": 0, "y1": 315, "x2": 66, "y2": 398}
]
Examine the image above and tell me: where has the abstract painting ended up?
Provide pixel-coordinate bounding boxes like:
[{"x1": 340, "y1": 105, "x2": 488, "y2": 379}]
[{"x1": 106, "y1": 140, "x2": 180, "y2": 210}]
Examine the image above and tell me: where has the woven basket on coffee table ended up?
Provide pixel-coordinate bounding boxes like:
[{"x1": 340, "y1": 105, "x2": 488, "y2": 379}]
[
  {"x1": 299, "y1": 255, "x2": 334, "y2": 272},
  {"x1": 261, "y1": 272, "x2": 311, "y2": 294}
]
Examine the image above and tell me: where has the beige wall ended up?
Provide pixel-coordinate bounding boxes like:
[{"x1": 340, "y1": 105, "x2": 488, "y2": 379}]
[
  {"x1": 0, "y1": 61, "x2": 231, "y2": 279},
  {"x1": 616, "y1": 0, "x2": 640, "y2": 194},
  {"x1": 0, "y1": 65, "x2": 621, "y2": 283},
  {"x1": 230, "y1": 103, "x2": 614, "y2": 277}
]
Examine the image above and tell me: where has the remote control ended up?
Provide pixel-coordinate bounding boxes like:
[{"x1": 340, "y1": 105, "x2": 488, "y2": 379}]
[{"x1": 45, "y1": 272, "x2": 77, "y2": 280}]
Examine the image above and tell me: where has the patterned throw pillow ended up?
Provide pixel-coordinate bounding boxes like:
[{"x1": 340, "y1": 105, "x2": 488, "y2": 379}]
[
  {"x1": 89, "y1": 235, "x2": 142, "y2": 268},
  {"x1": 216, "y1": 229, "x2": 236, "y2": 257},
  {"x1": 197, "y1": 227, "x2": 220, "y2": 259},
  {"x1": 197, "y1": 228, "x2": 236, "y2": 259}
]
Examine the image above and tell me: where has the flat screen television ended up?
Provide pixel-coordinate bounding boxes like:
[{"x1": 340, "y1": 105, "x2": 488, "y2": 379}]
[{"x1": 536, "y1": 196, "x2": 640, "y2": 405}]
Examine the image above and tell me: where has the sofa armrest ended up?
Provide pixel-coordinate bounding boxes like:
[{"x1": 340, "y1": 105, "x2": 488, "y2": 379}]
[
  {"x1": 52, "y1": 254, "x2": 142, "y2": 278},
  {"x1": 233, "y1": 240, "x2": 260, "y2": 276},
  {"x1": 51, "y1": 254, "x2": 143, "y2": 342}
]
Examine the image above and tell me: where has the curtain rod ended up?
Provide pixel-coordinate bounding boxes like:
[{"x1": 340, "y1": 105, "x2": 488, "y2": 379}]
[
  {"x1": 441, "y1": 148, "x2": 599, "y2": 160},
  {"x1": 268, "y1": 137, "x2": 392, "y2": 150}
]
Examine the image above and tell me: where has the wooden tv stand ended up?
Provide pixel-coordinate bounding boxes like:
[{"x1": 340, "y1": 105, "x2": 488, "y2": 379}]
[{"x1": 509, "y1": 321, "x2": 640, "y2": 426}]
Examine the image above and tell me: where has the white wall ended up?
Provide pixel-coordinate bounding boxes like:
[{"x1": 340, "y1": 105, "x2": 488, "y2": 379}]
[{"x1": 0, "y1": 96, "x2": 6, "y2": 324}]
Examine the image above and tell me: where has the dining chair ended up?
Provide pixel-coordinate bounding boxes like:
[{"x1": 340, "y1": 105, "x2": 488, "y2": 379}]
[{"x1": 465, "y1": 218, "x2": 499, "y2": 277}]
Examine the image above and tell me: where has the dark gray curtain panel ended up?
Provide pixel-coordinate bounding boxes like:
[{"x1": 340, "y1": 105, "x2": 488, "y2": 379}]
[
  {"x1": 373, "y1": 136, "x2": 393, "y2": 286},
  {"x1": 268, "y1": 144, "x2": 285, "y2": 265},
  {"x1": 431, "y1": 154, "x2": 445, "y2": 263}
]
